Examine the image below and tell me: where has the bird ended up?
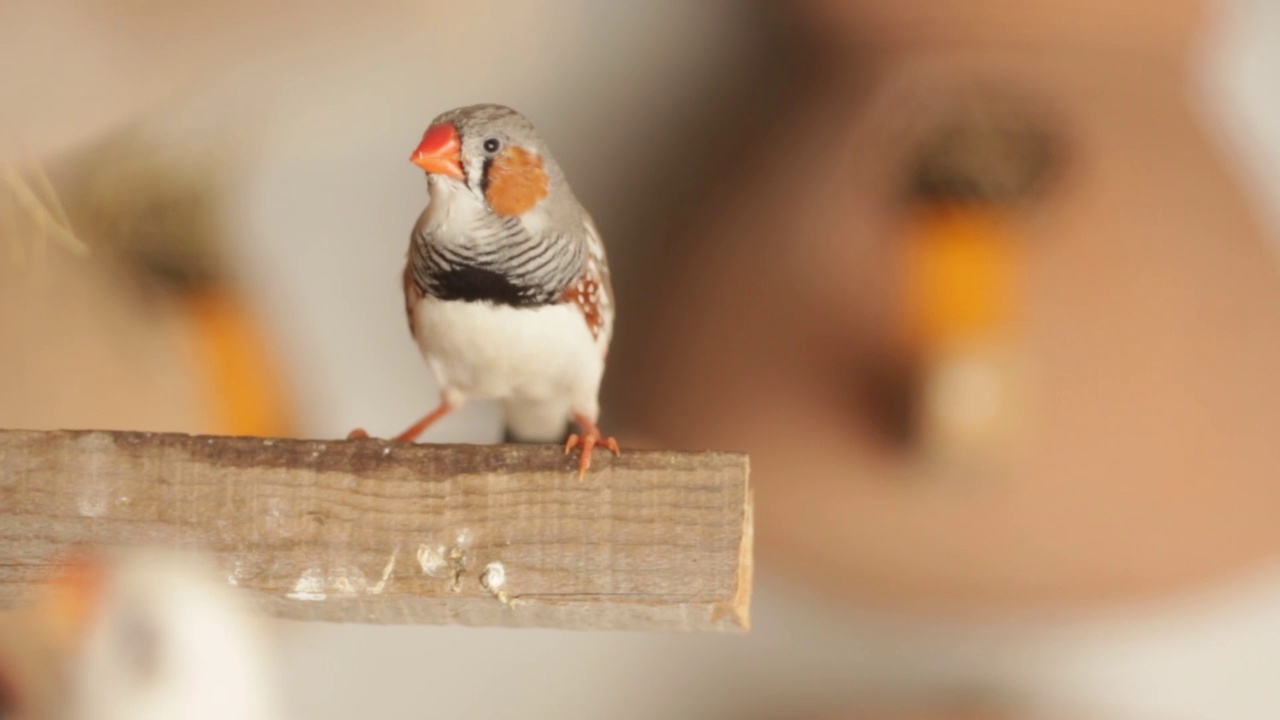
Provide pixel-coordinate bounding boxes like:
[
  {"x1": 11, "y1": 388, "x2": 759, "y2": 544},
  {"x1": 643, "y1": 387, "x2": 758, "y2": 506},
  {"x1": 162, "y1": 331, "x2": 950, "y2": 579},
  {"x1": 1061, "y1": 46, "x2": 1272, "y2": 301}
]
[
  {"x1": 348, "y1": 103, "x2": 619, "y2": 480},
  {"x1": 32, "y1": 548, "x2": 285, "y2": 720}
]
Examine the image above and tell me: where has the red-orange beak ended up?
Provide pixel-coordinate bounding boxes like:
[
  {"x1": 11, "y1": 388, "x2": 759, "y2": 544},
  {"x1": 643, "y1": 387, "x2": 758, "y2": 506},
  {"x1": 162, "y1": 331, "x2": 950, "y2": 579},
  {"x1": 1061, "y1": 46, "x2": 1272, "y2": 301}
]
[{"x1": 410, "y1": 122, "x2": 464, "y2": 178}]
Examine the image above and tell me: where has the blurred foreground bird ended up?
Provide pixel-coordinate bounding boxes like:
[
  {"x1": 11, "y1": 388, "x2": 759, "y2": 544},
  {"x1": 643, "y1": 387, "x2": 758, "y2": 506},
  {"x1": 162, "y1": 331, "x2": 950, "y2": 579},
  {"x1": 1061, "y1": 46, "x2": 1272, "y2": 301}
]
[
  {"x1": 33, "y1": 548, "x2": 284, "y2": 720},
  {"x1": 350, "y1": 104, "x2": 619, "y2": 479}
]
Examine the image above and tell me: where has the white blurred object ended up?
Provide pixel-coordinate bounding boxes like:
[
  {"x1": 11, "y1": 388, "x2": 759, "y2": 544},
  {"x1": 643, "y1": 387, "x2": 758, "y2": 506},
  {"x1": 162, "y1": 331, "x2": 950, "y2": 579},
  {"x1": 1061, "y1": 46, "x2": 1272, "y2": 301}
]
[{"x1": 43, "y1": 548, "x2": 284, "y2": 720}]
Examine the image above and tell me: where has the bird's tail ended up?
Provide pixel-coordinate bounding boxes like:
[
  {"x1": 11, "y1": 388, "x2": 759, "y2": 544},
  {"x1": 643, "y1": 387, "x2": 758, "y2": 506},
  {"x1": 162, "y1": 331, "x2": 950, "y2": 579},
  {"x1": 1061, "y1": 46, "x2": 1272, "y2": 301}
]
[{"x1": 502, "y1": 398, "x2": 573, "y2": 444}]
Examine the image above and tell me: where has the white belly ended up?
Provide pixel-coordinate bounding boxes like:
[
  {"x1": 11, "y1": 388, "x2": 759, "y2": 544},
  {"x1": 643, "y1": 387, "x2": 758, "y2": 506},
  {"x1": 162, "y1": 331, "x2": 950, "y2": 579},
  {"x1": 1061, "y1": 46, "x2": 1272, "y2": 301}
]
[{"x1": 412, "y1": 297, "x2": 604, "y2": 407}]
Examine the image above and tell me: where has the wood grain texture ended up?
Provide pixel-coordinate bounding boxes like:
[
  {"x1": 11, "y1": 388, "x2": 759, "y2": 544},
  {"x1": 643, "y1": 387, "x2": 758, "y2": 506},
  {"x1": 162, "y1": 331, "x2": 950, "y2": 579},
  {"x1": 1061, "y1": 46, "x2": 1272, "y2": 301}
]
[{"x1": 0, "y1": 429, "x2": 752, "y2": 632}]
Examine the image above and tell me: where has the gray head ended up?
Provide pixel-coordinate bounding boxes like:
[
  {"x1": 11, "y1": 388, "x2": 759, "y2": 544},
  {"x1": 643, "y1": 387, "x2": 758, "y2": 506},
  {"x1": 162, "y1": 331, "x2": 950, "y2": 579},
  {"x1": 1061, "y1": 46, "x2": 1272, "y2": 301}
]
[{"x1": 410, "y1": 103, "x2": 571, "y2": 219}]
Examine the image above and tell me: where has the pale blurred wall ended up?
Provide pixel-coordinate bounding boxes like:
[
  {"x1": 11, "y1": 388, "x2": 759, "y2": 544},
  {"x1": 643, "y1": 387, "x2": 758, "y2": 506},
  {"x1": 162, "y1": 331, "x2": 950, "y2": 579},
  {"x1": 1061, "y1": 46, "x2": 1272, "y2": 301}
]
[
  {"x1": 1199, "y1": 0, "x2": 1280, "y2": 242},
  {"x1": 4, "y1": 1, "x2": 1280, "y2": 718}
]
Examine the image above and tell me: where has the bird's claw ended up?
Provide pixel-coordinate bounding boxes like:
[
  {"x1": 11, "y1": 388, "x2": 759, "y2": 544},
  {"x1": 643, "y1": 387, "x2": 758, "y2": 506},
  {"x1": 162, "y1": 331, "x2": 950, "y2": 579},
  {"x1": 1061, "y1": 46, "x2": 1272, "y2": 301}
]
[
  {"x1": 345, "y1": 428, "x2": 419, "y2": 444},
  {"x1": 564, "y1": 430, "x2": 620, "y2": 481}
]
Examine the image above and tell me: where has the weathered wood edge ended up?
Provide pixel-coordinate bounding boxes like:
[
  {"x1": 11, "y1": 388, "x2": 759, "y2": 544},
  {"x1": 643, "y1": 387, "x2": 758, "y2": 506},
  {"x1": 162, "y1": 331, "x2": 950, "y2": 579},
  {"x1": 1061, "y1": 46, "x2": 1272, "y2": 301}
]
[{"x1": 0, "y1": 428, "x2": 754, "y2": 633}]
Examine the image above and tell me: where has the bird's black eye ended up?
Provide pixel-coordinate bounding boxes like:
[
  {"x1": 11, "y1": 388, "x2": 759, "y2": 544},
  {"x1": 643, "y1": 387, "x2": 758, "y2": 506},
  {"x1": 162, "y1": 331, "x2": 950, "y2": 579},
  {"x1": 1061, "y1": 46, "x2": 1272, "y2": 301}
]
[{"x1": 483, "y1": 138, "x2": 502, "y2": 154}]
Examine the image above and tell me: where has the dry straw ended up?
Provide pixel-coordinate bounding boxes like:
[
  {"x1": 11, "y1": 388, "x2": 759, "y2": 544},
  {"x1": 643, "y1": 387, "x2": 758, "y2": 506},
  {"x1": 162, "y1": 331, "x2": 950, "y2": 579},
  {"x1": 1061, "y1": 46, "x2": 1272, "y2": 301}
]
[{"x1": 1, "y1": 159, "x2": 89, "y2": 266}]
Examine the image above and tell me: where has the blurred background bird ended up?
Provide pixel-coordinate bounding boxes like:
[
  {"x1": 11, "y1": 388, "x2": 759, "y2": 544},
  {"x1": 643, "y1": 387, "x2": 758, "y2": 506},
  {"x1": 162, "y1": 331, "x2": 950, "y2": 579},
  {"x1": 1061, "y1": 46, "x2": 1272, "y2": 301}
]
[{"x1": 1, "y1": 548, "x2": 284, "y2": 720}]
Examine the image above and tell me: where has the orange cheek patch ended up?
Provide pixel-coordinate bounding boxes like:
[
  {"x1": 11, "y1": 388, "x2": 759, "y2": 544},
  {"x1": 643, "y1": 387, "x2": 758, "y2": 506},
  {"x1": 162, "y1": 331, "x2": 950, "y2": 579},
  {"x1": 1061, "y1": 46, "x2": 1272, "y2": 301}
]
[{"x1": 485, "y1": 147, "x2": 549, "y2": 217}]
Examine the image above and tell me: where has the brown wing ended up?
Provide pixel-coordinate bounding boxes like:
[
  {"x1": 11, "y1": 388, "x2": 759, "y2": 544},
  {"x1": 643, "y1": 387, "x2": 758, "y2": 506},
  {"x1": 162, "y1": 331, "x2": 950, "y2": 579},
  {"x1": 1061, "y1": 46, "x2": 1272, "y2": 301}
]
[
  {"x1": 559, "y1": 215, "x2": 613, "y2": 344},
  {"x1": 402, "y1": 260, "x2": 423, "y2": 335},
  {"x1": 560, "y1": 265, "x2": 606, "y2": 341}
]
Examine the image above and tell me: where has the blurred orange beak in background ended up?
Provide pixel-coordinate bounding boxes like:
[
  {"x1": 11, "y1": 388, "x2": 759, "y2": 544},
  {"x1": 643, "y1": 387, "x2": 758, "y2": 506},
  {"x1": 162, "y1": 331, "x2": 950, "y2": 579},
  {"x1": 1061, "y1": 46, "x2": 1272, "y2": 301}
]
[
  {"x1": 903, "y1": 204, "x2": 1020, "y2": 355},
  {"x1": 182, "y1": 290, "x2": 295, "y2": 439},
  {"x1": 36, "y1": 555, "x2": 107, "y2": 655},
  {"x1": 900, "y1": 202, "x2": 1025, "y2": 461}
]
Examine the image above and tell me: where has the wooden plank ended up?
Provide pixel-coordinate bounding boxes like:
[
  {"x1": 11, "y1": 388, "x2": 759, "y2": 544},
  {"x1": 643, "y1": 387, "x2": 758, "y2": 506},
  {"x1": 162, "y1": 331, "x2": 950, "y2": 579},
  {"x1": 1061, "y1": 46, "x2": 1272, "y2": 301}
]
[{"x1": 0, "y1": 429, "x2": 752, "y2": 632}]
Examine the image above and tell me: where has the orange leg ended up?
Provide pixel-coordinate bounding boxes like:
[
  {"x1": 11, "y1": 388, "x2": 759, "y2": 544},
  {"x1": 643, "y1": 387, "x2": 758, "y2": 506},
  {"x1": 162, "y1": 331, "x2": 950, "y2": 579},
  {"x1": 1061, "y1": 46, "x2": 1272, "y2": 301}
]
[
  {"x1": 346, "y1": 398, "x2": 454, "y2": 443},
  {"x1": 563, "y1": 413, "x2": 620, "y2": 481}
]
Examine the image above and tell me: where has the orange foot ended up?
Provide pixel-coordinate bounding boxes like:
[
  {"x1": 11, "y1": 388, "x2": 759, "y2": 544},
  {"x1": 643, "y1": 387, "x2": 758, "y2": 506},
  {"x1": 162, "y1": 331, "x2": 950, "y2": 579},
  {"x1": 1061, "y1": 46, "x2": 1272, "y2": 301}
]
[
  {"x1": 344, "y1": 426, "x2": 424, "y2": 442},
  {"x1": 344, "y1": 397, "x2": 455, "y2": 443},
  {"x1": 564, "y1": 415, "x2": 620, "y2": 481}
]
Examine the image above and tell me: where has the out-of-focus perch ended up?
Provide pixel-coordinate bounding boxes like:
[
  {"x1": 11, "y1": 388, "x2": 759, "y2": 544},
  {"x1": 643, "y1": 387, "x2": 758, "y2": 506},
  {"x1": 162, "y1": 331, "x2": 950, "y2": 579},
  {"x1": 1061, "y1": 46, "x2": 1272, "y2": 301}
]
[{"x1": 0, "y1": 429, "x2": 752, "y2": 632}]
